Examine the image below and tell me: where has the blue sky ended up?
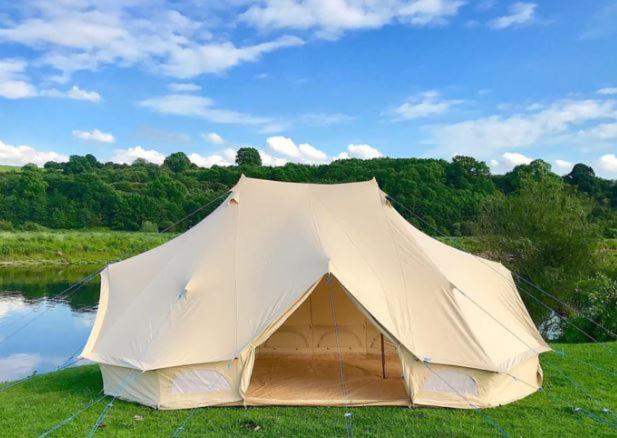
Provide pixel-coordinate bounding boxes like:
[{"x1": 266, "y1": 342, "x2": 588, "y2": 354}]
[{"x1": 0, "y1": 0, "x2": 616, "y2": 177}]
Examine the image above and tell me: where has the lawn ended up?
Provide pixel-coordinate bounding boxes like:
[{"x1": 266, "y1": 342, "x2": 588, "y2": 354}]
[{"x1": 0, "y1": 343, "x2": 614, "y2": 437}]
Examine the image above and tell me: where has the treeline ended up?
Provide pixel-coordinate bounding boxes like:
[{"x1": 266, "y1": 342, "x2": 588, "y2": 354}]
[{"x1": 0, "y1": 150, "x2": 615, "y2": 237}]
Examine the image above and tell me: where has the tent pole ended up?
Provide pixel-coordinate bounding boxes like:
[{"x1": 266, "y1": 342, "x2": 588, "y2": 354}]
[{"x1": 380, "y1": 333, "x2": 386, "y2": 379}]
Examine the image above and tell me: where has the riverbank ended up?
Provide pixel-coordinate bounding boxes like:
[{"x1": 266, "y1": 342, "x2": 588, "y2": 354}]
[
  {"x1": 0, "y1": 231, "x2": 173, "y2": 266},
  {"x1": 0, "y1": 231, "x2": 487, "y2": 267},
  {"x1": 0, "y1": 342, "x2": 614, "y2": 436},
  {"x1": 2, "y1": 231, "x2": 615, "y2": 272}
]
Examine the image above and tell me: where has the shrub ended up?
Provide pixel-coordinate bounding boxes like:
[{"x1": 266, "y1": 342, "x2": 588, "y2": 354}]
[
  {"x1": 0, "y1": 219, "x2": 12, "y2": 230},
  {"x1": 480, "y1": 173, "x2": 600, "y2": 322},
  {"x1": 21, "y1": 221, "x2": 48, "y2": 231},
  {"x1": 559, "y1": 273, "x2": 617, "y2": 342},
  {"x1": 140, "y1": 220, "x2": 158, "y2": 233}
]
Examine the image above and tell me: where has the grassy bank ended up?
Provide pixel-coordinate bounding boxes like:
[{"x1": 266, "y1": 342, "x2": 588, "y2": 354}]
[
  {"x1": 2, "y1": 231, "x2": 615, "y2": 269},
  {"x1": 0, "y1": 231, "x2": 174, "y2": 266},
  {"x1": 0, "y1": 231, "x2": 485, "y2": 267},
  {"x1": 0, "y1": 343, "x2": 614, "y2": 436}
]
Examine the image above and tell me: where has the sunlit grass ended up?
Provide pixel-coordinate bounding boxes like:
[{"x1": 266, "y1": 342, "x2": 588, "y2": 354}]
[{"x1": 0, "y1": 343, "x2": 614, "y2": 436}]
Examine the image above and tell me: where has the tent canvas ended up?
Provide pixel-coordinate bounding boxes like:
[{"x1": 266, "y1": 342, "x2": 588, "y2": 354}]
[{"x1": 82, "y1": 176, "x2": 549, "y2": 409}]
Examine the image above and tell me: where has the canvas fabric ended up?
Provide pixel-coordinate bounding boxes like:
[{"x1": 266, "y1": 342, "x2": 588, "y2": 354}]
[{"x1": 83, "y1": 176, "x2": 548, "y2": 409}]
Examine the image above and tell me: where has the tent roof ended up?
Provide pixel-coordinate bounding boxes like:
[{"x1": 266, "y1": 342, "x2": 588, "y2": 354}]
[{"x1": 82, "y1": 176, "x2": 549, "y2": 372}]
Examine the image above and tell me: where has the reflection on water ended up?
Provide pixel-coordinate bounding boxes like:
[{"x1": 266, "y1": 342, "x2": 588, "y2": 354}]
[{"x1": 0, "y1": 266, "x2": 100, "y2": 382}]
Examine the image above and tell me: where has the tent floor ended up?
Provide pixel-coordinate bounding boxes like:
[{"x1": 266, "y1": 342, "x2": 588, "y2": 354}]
[{"x1": 245, "y1": 353, "x2": 410, "y2": 406}]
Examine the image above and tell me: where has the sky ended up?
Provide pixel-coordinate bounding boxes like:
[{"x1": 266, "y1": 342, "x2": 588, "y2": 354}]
[{"x1": 0, "y1": 0, "x2": 616, "y2": 177}]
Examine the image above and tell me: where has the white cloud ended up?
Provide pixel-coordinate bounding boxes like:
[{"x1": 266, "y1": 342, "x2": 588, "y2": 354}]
[
  {"x1": 68, "y1": 85, "x2": 101, "y2": 102},
  {"x1": 72, "y1": 129, "x2": 115, "y2": 143},
  {"x1": 169, "y1": 82, "x2": 201, "y2": 92},
  {"x1": 266, "y1": 136, "x2": 328, "y2": 163},
  {"x1": 503, "y1": 151, "x2": 532, "y2": 166},
  {"x1": 161, "y1": 36, "x2": 304, "y2": 78},
  {"x1": 599, "y1": 154, "x2": 617, "y2": 173},
  {"x1": 259, "y1": 149, "x2": 288, "y2": 166},
  {"x1": 267, "y1": 136, "x2": 301, "y2": 158},
  {"x1": 339, "y1": 144, "x2": 383, "y2": 159},
  {"x1": 241, "y1": 0, "x2": 464, "y2": 38},
  {"x1": 189, "y1": 148, "x2": 236, "y2": 167},
  {"x1": 392, "y1": 90, "x2": 462, "y2": 120},
  {"x1": 40, "y1": 85, "x2": 102, "y2": 102},
  {"x1": 0, "y1": 138, "x2": 68, "y2": 166},
  {"x1": 597, "y1": 87, "x2": 617, "y2": 95},
  {"x1": 299, "y1": 143, "x2": 328, "y2": 161},
  {"x1": 112, "y1": 146, "x2": 165, "y2": 165},
  {"x1": 489, "y1": 152, "x2": 533, "y2": 173},
  {"x1": 203, "y1": 132, "x2": 224, "y2": 144},
  {"x1": 428, "y1": 98, "x2": 617, "y2": 157},
  {"x1": 553, "y1": 159, "x2": 573, "y2": 172},
  {"x1": 583, "y1": 123, "x2": 617, "y2": 140},
  {"x1": 0, "y1": 80, "x2": 37, "y2": 99},
  {"x1": 0, "y1": 58, "x2": 37, "y2": 99},
  {"x1": 0, "y1": 4, "x2": 304, "y2": 80},
  {"x1": 139, "y1": 94, "x2": 271, "y2": 125},
  {"x1": 489, "y1": 2, "x2": 537, "y2": 29}
]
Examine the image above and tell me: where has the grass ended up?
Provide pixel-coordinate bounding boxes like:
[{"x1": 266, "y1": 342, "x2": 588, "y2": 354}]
[
  {"x1": 0, "y1": 343, "x2": 615, "y2": 437},
  {"x1": 0, "y1": 164, "x2": 20, "y2": 172},
  {"x1": 0, "y1": 231, "x2": 174, "y2": 266},
  {"x1": 0, "y1": 231, "x2": 475, "y2": 267},
  {"x1": 0, "y1": 232, "x2": 510, "y2": 267}
]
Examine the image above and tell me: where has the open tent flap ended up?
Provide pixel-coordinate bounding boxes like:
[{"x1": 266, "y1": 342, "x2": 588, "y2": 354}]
[{"x1": 241, "y1": 275, "x2": 410, "y2": 406}]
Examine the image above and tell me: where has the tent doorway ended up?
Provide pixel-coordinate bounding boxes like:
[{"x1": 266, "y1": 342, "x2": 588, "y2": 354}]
[{"x1": 245, "y1": 276, "x2": 410, "y2": 406}]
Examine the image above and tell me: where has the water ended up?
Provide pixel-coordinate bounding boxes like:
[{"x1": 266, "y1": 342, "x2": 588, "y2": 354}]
[{"x1": 0, "y1": 266, "x2": 100, "y2": 382}]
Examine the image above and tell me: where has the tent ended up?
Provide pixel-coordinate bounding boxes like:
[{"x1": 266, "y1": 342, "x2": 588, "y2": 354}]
[{"x1": 81, "y1": 176, "x2": 550, "y2": 409}]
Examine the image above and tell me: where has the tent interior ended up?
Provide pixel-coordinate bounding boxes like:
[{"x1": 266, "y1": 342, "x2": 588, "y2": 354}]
[{"x1": 245, "y1": 276, "x2": 410, "y2": 406}]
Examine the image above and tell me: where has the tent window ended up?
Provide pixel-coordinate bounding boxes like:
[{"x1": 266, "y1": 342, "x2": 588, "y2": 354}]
[
  {"x1": 170, "y1": 369, "x2": 231, "y2": 395},
  {"x1": 422, "y1": 370, "x2": 477, "y2": 396}
]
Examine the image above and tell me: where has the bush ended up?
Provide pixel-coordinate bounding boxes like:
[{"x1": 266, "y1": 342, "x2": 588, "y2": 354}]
[
  {"x1": 140, "y1": 220, "x2": 158, "y2": 233},
  {"x1": 0, "y1": 219, "x2": 12, "y2": 230},
  {"x1": 21, "y1": 221, "x2": 48, "y2": 231},
  {"x1": 559, "y1": 273, "x2": 617, "y2": 342},
  {"x1": 480, "y1": 173, "x2": 601, "y2": 322}
]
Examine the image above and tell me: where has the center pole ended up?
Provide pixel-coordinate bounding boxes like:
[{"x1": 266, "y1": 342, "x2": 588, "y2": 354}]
[{"x1": 380, "y1": 333, "x2": 386, "y2": 379}]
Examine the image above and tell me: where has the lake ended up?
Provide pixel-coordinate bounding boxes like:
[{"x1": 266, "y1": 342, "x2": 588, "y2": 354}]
[{"x1": 0, "y1": 266, "x2": 100, "y2": 382}]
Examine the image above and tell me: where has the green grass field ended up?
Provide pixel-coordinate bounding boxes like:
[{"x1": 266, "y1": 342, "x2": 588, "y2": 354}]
[
  {"x1": 0, "y1": 231, "x2": 499, "y2": 267},
  {"x1": 0, "y1": 343, "x2": 615, "y2": 436},
  {"x1": 0, "y1": 231, "x2": 173, "y2": 266}
]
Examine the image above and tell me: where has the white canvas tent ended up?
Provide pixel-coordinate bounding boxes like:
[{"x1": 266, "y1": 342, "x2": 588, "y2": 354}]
[{"x1": 82, "y1": 176, "x2": 550, "y2": 409}]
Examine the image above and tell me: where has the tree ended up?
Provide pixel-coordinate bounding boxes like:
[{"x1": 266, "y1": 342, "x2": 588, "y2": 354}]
[
  {"x1": 479, "y1": 174, "x2": 600, "y2": 324},
  {"x1": 63, "y1": 155, "x2": 96, "y2": 174},
  {"x1": 236, "y1": 147, "x2": 262, "y2": 167},
  {"x1": 163, "y1": 152, "x2": 192, "y2": 172},
  {"x1": 446, "y1": 156, "x2": 492, "y2": 192}
]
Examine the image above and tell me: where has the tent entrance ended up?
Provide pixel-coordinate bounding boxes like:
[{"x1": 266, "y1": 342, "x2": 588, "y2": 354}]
[{"x1": 245, "y1": 276, "x2": 409, "y2": 406}]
